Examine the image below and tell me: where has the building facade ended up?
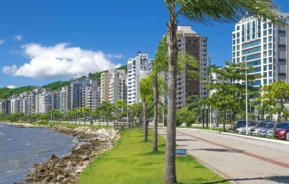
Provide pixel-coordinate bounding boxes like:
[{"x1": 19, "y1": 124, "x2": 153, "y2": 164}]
[
  {"x1": 108, "y1": 69, "x2": 127, "y2": 104},
  {"x1": 176, "y1": 26, "x2": 209, "y2": 109},
  {"x1": 100, "y1": 72, "x2": 111, "y2": 103},
  {"x1": 127, "y1": 52, "x2": 153, "y2": 105},
  {"x1": 232, "y1": 11, "x2": 289, "y2": 86}
]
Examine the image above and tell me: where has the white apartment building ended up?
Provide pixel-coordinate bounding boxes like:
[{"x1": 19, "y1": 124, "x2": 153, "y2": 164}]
[
  {"x1": 127, "y1": 52, "x2": 153, "y2": 105},
  {"x1": 37, "y1": 93, "x2": 52, "y2": 113},
  {"x1": 100, "y1": 72, "x2": 112, "y2": 103},
  {"x1": 82, "y1": 78, "x2": 99, "y2": 110},
  {"x1": 108, "y1": 69, "x2": 127, "y2": 104},
  {"x1": 232, "y1": 11, "x2": 289, "y2": 86},
  {"x1": 176, "y1": 26, "x2": 209, "y2": 109},
  {"x1": 60, "y1": 87, "x2": 66, "y2": 113},
  {"x1": 10, "y1": 96, "x2": 21, "y2": 114}
]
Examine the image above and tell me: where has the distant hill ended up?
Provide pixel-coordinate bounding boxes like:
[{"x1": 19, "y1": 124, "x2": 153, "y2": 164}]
[{"x1": 0, "y1": 65, "x2": 127, "y2": 99}]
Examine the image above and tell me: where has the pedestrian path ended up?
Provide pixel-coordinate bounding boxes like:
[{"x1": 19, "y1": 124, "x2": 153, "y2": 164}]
[{"x1": 159, "y1": 128, "x2": 289, "y2": 184}]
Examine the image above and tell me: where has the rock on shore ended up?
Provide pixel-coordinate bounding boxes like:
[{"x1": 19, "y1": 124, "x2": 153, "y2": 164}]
[{"x1": 2, "y1": 123, "x2": 120, "y2": 184}]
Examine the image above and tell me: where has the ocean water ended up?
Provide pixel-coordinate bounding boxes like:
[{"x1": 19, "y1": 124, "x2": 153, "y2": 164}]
[{"x1": 0, "y1": 124, "x2": 76, "y2": 184}]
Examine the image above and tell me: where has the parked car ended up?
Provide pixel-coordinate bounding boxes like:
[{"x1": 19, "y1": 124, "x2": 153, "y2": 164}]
[
  {"x1": 258, "y1": 123, "x2": 275, "y2": 136},
  {"x1": 235, "y1": 121, "x2": 258, "y2": 134},
  {"x1": 276, "y1": 125, "x2": 289, "y2": 140},
  {"x1": 249, "y1": 121, "x2": 273, "y2": 135},
  {"x1": 232, "y1": 120, "x2": 247, "y2": 131},
  {"x1": 265, "y1": 122, "x2": 289, "y2": 137}
]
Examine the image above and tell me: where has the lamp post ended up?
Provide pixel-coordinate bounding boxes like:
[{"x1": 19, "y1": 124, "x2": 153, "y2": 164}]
[
  {"x1": 235, "y1": 58, "x2": 249, "y2": 135},
  {"x1": 245, "y1": 59, "x2": 249, "y2": 135}
]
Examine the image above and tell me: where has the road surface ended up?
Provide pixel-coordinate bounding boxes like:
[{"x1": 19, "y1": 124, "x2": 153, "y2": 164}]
[{"x1": 159, "y1": 128, "x2": 289, "y2": 184}]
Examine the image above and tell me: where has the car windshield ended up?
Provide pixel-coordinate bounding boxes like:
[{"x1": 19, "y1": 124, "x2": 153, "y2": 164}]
[
  {"x1": 277, "y1": 123, "x2": 289, "y2": 128},
  {"x1": 248, "y1": 121, "x2": 258, "y2": 126},
  {"x1": 236, "y1": 121, "x2": 245, "y2": 125},
  {"x1": 265, "y1": 123, "x2": 274, "y2": 128},
  {"x1": 256, "y1": 122, "x2": 268, "y2": 127}
]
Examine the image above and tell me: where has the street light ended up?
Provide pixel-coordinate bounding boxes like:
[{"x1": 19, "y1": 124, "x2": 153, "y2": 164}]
[{"x1": 234, "y1": 57, "x2": 249, "y2": 135}]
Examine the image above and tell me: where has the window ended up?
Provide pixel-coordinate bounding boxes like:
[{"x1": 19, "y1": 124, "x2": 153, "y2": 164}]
[
  {"x1": 263, "y1": 72, "x2": 267, "y2": 77},
  {"x1": 263, "y1": 79, "x2": 267, "y2": 85},
  {"x1": 269, "y1": 65, "x2": 272, "y2": 70},
  {"x1": 269, "y1": 72, "x2": 272, "y2": 77},
  {"x1": 263, "y1": 24, "x2": 267, "y2": 29},
  {"x1": 246, "y1": 53, "x2": 261, "y2": 60},
  {"x1": 263, "y1": 44, "x2": 267, "y2": 50},
  {"x1": 263, "y1": 51, "x2": 267, "y2": 57},
  {"x1": 264, "y1": 66, "x2": 267, "y2": 71},
  {"x1": 263, "y1": 38, "x2": 267, "y2": 44},
  {"x1": 268, "y1": 29, "x2": 272, "y2": 35},
  {"x1": 242, "y1": 46, "x2": 261, "y2": 55},
  {"x1": 263, "y1": 30, "x2": 267, "y2": 36},
  {"x1": 263, "y1": 58, "x2": 267, "y2": 64},
  {"x1": 269, "y1": 58, "x2": 273, "y2": 63},
  {"x1": 269, "y1": 36, "x2": 272, "y2": 42},
  {"x1": 242, "y1": 40, "x2": 260, "y2": 49}
]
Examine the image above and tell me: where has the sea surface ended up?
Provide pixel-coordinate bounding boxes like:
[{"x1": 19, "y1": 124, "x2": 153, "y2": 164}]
[{"x1": 0, "y1": 124, "x2": 76, "y2": 184}]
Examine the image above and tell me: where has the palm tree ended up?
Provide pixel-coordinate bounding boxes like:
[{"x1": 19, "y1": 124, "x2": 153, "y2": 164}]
[
  {"x1": 163, "y1": 0, "x2": 278, "y2": 183},
  {"x1": 140, "y1": 76, "x2": 153, "y2": 141}
]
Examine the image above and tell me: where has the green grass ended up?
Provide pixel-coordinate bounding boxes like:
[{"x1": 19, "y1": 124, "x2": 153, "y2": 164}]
[{"x1": 79, "y1": 129, "x2": 229, "y2": 184}]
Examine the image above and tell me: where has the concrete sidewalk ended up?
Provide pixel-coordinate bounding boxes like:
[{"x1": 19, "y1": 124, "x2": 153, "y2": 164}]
[{"x1": 159, "y1": 128, "x2": 289, "y2": 184}]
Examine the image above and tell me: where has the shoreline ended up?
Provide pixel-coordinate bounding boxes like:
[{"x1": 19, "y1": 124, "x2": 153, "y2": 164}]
[{"x1": 1, "y1": 122, "x2": 120, "y2": 184}]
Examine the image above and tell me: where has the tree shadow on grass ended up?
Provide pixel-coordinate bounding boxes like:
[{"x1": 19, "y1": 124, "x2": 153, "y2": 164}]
[
  {"x1": 201, "y1": 175, "x2": 289, "y2": 184},
  {"x1": 136, "y1": 151, "x2": 166, "y2": 156}
]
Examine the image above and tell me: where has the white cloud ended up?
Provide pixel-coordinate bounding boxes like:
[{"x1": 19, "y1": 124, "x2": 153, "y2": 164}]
[
  {"x1": 7, "y1": 85, "x2": 16, "y2": 89},
  {"x1": 106, "y1": 54, "x2": 123, "y2": 59},
  {"x1": 13, "y1": 35, "x2": 22, "y2": 41},
  {"x1": 0, "y1": 39, "x2": 4, "y2": 45},
  {"x1": 2, "y1": 43, "x2": 120, "y2": 79}
]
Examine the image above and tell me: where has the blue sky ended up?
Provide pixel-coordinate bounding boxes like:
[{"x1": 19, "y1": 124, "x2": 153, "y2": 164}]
[{"x1": 0, "y1": 0, "x2": 288, "y2": 88}]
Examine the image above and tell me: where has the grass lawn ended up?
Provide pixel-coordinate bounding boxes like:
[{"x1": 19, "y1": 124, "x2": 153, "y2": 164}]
[{"x1": 79, "y1": 129, "x2": 229, "y2": 184}]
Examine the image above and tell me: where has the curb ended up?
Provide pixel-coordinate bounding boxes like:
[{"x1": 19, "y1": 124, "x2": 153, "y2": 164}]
[{"x1": 178, "y1": 128, "x2": 289, "y2": 145}]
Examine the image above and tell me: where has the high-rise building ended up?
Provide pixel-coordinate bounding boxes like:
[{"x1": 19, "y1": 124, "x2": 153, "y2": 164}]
[
  {"x1": 52, "y1": 91, "x2": 60, "y2": 110},
  {"x1": 108, "y1": 69, "x2": 127, "y2": 104},
  {"x1": 127, "y1": 52, "x2": 154, "y2": 105},
  {"x1": 82, "y1": 78, "x2": 99, "y2": 110},
  {"x1": 37, "y1": 93, "x2": 52, "y2": 113},
  {"x1": 10, "y1": 96, "x2": 21, "y2": 114},
  {"x1": 100, "y1": 72, "x2": 112, "y2": 103},
  {"x1": 60, "y1": 87, "x2": 66, "y2": 113},
  {"x1": 0, "y1": 100, "x2": 11, "y2": 114},
  {"x1": 65, "y1": 73, "x2": 99, "y2": 110},
  {"x1": 232, "y1": 11, "x2": 289, "y2": 86},
  {"x1": 176, "y1": 26, "x2": 209, "y2": 109}
]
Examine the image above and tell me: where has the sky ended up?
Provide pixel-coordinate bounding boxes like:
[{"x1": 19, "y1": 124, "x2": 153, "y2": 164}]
[{"x1": 0, "y1": 0, "x2": 288, "y2": 88}]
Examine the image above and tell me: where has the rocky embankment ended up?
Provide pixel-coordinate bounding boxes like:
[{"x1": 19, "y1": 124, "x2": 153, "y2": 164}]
[{"x1": 2, "y1": 123, "x2": 120, "y2": 184}]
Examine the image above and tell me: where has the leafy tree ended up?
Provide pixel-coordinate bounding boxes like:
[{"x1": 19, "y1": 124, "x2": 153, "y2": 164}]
[
  {"x1": 140, "y1": 76, "x2": 153, "y2": 141},
  {"x1": 206, "y1": 61, "x2": 258, "y2": 131},
  {"x1": 151, "y1": 35, "x2": 169, "y2": 152},
  {"x1": 258, "y1": 81, "x2": 289, "y2": 136},
  {"x1": 163, "y1": 0, "x2": 277, "y2": 182},
  {"x1": 282, "y1": 109, "x2": 289, "y2": 122}
]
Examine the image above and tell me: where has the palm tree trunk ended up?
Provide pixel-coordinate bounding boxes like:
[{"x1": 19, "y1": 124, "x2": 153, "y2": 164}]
[
  {"x1": 143, "y1": 99, "x2": 148, "y2": 141},
  {"x1": 153, "y1": 73, "x2": 159, "y2": 152},
  {"x1": 164, "y1": 11, "x2": 177, "y2": 183}
]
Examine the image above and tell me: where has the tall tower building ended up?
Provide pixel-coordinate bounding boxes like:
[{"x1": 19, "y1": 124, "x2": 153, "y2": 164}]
[
  {"x1": 232, "y1": 11, "x2": 289, "y2": 86},
  {"x1": 100, "y1": 72, "x2": 112, "y2": 103},
  {"x1": 108, "y1": 69, "x2": 127, "y2": 104},
  {"x1": 176, "y1": 26, "x2": 209, "y2": 109},
  {"x1": 127, "y1": 52, "x2": 154, "y2": 105}
]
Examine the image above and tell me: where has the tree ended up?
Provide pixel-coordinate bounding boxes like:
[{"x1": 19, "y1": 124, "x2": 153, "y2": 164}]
[
  {"x1": 206, "y1": 61, "x2": 259, "y2": 131},
  {"x1": 163, "y1": 1, "x2": 277, "y2": 182},
  {"x1": 140, "y1": 76, "x2": 153, "y2": 141},
  {"x1": 115, "y1": 99, "x2": 127, "y2": 128},
  {"x1": 152, "y1": 35, "x2": 169, "y2": 152},
  {"x1": 259, "y1": 81, "x2": 289, "y2": 136}
]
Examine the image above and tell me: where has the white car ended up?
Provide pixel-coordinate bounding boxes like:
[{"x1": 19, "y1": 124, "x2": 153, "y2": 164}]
[
  {"x1": 249, "y1": 121, "x2": 273, "y2": 136},
  {"x1": 235, "y1": 121, "x2": 259, "y2": 134}
]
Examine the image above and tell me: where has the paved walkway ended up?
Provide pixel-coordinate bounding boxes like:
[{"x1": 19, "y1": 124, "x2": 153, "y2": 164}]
[{"x1": 159, "y1": 128, "x2": 289, "y2": 184}]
